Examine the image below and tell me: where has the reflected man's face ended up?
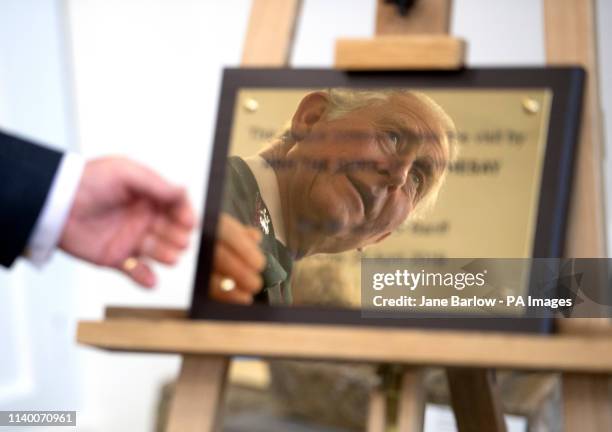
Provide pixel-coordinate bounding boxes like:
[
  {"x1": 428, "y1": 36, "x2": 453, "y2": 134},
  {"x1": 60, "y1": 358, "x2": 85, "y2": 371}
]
[{"x1": 278, "y1": 92, "x2": 447, "y2": 257}]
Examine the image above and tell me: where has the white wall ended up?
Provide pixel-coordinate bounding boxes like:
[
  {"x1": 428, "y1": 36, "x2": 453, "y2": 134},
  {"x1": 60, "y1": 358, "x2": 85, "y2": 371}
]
[
  {"x1": 0, "y1": 0, "x2": 80, "y2": 418},
  {"x1": 0, "y1": 0, "x2": 610, "y2": 431},
  {"x1": 451, "y1": 0, "x2": 544, "y2": 65}
]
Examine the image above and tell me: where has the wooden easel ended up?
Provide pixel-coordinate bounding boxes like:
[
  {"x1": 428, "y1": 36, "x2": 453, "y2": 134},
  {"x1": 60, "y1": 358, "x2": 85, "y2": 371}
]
[{"x1": 77, "y1": 1, "x2": 609, "y2": 431}]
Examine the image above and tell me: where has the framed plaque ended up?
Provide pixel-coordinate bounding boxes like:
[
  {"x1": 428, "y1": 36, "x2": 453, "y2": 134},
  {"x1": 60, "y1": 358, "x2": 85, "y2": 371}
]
[{"x1": 190, "y1": 67, "x2": 584, "y2": 332}]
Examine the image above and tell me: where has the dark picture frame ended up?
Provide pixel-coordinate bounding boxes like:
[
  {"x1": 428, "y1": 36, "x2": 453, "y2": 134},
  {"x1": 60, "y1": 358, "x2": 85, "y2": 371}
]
[{"x1": 190, "y1": 67, "x2": 585, "y2": 333}]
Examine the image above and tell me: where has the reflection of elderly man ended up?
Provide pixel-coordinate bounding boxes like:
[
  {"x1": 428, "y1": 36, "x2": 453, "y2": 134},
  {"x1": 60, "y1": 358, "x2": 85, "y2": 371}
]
[{"x1": 211, "y1": 89, "x2": 456, "y2": 304}]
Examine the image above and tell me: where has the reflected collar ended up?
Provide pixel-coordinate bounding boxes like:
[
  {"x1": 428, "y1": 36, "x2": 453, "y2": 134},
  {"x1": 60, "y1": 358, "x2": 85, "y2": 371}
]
[{"x1": 244, "y1": 155, "x2": 287, "y2": 246}]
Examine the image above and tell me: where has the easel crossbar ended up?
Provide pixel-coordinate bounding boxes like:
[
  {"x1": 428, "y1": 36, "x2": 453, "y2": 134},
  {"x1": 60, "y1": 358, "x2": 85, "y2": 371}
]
[{"x1": 78, "y1": 310, "x2": 612, "y2": 373}]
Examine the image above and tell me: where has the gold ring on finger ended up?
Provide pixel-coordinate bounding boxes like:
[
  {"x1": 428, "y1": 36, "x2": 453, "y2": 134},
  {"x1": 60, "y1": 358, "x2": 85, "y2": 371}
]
[
  {"x1": 219, "y1": 277, "x2": 236, "y2": 293},
  {"x1": 122, "y1": 257, "x2": 139, "y2": 272}
]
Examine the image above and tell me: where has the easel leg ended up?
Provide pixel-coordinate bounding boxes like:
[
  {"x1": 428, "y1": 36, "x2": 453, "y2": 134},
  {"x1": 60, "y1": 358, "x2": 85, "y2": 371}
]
[
  {"x1": 166, "y1": 355, "x2": 230, "y2": 432},
  {"x1": 367, "y1": 386, "x2": 387, "y2": 432},
  {"x1": 562, "y1": 373, "x2": 612, "y2": 432},
  {"x1": 396, "y1": 368, "x2": 425, "y2": 432},
  {"x1": 447, "y1": 368, "x2": 507, "y2": 432}
]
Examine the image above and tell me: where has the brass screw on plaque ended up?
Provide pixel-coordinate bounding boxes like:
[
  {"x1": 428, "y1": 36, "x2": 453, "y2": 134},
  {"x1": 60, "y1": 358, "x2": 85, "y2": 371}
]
[
  {"x1": 243, "y1": 98, "x2": 259, "y2": 113},
  {"x1": 522, "y1": 98, "x2": 540, "y2": 114}
]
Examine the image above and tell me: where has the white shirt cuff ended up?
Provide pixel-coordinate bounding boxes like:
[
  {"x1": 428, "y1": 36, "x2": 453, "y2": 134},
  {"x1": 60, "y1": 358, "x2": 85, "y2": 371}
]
[{"x1": 26, "y1": 152, "x2": 85, "y2": 266}]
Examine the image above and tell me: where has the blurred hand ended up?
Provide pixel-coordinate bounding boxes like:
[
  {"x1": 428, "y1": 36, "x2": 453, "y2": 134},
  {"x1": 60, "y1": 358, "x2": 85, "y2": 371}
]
[
  {"x1": 209, "y1": 213, "x2": 265, "y2": 304},
  {"x1": 59, "y1": 157, "x2": 195, "y2": 288}
]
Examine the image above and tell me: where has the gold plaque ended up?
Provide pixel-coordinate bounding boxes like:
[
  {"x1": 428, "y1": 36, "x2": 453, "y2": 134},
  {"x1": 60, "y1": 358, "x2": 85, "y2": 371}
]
[
  {"x1": 191, "y1": 68, "x2": 584, "y2": 331},
  {"x1": 227, "y1": 88, "x2": 551, "y2": 308}
]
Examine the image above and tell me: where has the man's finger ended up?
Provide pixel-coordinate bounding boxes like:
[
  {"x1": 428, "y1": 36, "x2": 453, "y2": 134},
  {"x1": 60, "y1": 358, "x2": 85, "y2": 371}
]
[
  {"x1": 217, "y1": 214, "x2": 265, "y2": 272},
  {"x1": 153, "y1": 217, "x2": 191, "y2": 249},
  {"x1": 123, "y1": 160, "x2": 184, "y2": 205},
  {"x1": 209, "y1": 274, "x2": 254, "y2": 305},
  {"x1": 246, "y1": 227, "x2": 263, "y2": 242},
  {"x1": 214, "y1": 243, "x2": 263, "y2": 293},
  {"x1": 118, "y1": 258, "x2": 156, "y2": 288},
  {"x1": 170, "y1": 197, "x2": 197, "y2": 229},
  {"x1": 140, "y1": 234, "x2": 181, "y2": 265}
]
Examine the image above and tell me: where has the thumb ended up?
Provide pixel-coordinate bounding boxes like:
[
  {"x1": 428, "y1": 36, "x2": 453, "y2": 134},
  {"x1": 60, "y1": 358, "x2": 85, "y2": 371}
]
[{"x1": 123, "y1": 161, "x2": 184, "y2": 205}]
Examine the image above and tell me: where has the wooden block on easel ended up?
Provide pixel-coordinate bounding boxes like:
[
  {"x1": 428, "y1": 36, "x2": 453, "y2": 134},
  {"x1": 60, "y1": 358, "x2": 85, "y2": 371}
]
[{"x1": 334, "y1": 36, "x2": 465, "y2": 70}]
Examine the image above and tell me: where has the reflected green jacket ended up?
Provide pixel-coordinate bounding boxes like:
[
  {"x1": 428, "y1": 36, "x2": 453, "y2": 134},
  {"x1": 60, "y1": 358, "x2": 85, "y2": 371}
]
[{"x1": 222, "y1": 156, "x2": 293, "y2": 305}]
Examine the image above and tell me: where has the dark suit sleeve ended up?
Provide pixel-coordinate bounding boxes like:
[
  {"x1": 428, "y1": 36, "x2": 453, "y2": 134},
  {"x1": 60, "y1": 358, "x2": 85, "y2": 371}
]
[{"x1": 0, "y1": 130, "x2": 62, "y2": 267}]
